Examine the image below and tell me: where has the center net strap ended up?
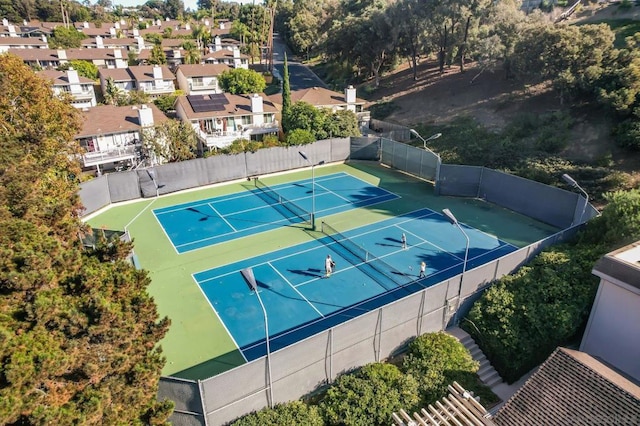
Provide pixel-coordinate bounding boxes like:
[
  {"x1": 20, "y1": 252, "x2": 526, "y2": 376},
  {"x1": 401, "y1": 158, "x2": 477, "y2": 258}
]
[{"x1": 321, "y1": 221, "x2": 408, "y2": 290}]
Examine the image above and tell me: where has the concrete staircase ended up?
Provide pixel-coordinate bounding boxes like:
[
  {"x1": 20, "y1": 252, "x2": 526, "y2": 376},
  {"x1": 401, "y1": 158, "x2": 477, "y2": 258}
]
[{"x1": 447, "y1": 326, "x2": 504, "y2": 388}]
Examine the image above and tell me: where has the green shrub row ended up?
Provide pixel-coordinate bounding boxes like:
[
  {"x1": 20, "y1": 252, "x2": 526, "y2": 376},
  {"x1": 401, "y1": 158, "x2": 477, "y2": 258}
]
[{"x1": 231, "y1": 332, "x2": 497, "y2": 426}]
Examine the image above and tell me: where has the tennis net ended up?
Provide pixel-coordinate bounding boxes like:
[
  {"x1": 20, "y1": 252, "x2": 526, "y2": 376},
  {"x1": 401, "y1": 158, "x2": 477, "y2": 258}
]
[
  {"x1": 321, "y1": 221, "x2": 409, "y2": 291},
  {"x1": 255, "y1": 178, "x2": 312, "y2": 225}
]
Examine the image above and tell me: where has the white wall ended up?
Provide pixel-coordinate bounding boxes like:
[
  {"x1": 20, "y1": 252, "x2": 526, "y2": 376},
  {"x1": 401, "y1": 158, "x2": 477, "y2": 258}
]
[{"x1": 580, "y1": 280, "x2": 640, "y2": 381}]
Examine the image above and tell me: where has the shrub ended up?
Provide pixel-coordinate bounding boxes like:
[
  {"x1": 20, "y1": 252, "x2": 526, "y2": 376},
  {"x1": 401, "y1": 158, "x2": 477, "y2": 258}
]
[
  {"x1": 401, "y1": 333, "x2": 478, "y2": 406},
  {"x1": 319, "y1": 363, "x2": 419, "y2": 426},
  {"x1": 285, "y1": 129, "x2": 315, "y2": 145},
  {"x1": 231, "y1": 401, "x2": 324, "y2": 426}
]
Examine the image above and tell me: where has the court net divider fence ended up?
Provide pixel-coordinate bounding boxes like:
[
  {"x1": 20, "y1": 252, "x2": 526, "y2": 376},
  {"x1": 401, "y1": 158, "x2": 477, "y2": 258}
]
[
  {"x1": 254, "y1": 178, "x2": 313, "y2": 226},
  {"x1": 320, "y1": 221, "x2": 412, "y2": 291}
]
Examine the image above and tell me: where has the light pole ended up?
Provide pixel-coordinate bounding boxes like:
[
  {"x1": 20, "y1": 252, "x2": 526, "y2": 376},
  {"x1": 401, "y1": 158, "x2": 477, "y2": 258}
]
[
  {"x1": 562, "y1": 173, "x2": 589, "y2": 225},
  {"x1": 442, "y1": 208, "x2": 469, "y2": 325},
  {"x1": 147, "y1": 169, "x2": 159, "y2": 197},
  {"x1": 240, "y1": 268, "x2": 274, "y2": 408},
  {"x1": 409, "y1": 129, "x2": 442, "y2": 152},
  {"x1": 298, "y1": 151, "x2": 315, "y2": 230},
  {"x1": 410, "y1": 129, "x2": 443, "y2": 182}
]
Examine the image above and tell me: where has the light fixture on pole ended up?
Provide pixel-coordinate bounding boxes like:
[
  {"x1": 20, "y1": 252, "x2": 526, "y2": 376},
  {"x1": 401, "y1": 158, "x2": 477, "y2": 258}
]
[
  {"x1": 240, "y1": 268, "x2": 274, "y2": 408},
  {"x1": 409, "y1": 129, "x2": 442, "y2": 151},
  {"x1": 298, "y1": 150, "x2": 315, "y2": 230},
  {"x1": 562, "y1": 173, "x2": 589, "y2": 225},
  {"x1": 442, "y1": 208, "x2": 469, "y2": 325},
  {"x1": 147, "y1": 169, "x2": 159, "y2": 197}
]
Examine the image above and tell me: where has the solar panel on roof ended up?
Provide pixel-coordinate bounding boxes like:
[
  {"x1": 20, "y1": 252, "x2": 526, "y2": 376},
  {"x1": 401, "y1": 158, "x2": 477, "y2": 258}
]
[{"x1": 187, "y1": 94, "x2": 229, "y2": 113}]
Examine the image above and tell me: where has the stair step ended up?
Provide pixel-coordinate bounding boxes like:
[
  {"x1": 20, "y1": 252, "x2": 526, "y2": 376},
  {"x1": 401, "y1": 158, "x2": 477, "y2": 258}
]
[
  {"x1": 460, "y1": 335, "x2": 474, "y2": 347},
  {"x1": 479, "y1": 369, "x2": 500, "y2": 384},
  {"x1": 485, "y1": 375, "x2": 504, "y2": 388}
]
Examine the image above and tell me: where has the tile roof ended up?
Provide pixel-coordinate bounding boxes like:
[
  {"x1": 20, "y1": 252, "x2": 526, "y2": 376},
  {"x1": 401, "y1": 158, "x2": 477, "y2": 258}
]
[
  {"x1": 81, "y1": 37, "x2": 140, "y2": 48},
  {"x1": 494, "y1": 347, "x2": 640, "y2": 426},
  {"x1": 98, "y1": 68, "x2": 133, "y2": 82},
  {"x1": 128, "y1": 65, "x2": 174, "y2": 81},
  {"x1": 76, "y1": 104, "x2": 168, "y2": 137},
  {"x1": 270, "y1": 87, "x2": 366, "y2": 108},
  {"x1": 0, "y1": 37, "x2": 47, "y2": 47},
  {"x1": 175, "y1": 93, "x2": 277, "y2": 120},
  {"x1": 203, "y1": 48, "x2": 247, "y2": 61},
  {"x1": 176, "y1": 63, "x2": 230, "y2": 77},
  {"x1": 8, "y1": 47, "x2": 127, "y2": 62},
  {"x1": 37, "y1": 70, "x2": 95, "y2": 85}
]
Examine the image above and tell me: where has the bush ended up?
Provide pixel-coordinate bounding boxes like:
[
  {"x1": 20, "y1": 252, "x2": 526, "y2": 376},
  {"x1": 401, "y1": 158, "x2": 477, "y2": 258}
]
[
  {"x1": 285, "y1": 129, "x2": 315, "y2": 145},
  {"x1": 463, "y1": 244, "x2": 601, "y2": 383},
  {"x1": 401, "y1": 333, "x2": 478, "y2": 406},
  {"x1": 319, "y1": 363, "x2": 419, "y2": 426},
  {"x1": 614, "y1": 118, "x2": 640, "y2": 150},
  {"x1": 231, "y1": 401, "x2": 324, "y2": 426}
]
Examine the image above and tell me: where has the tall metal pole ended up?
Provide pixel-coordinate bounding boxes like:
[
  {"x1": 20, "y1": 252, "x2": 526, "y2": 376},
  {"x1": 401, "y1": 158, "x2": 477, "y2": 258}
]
[
  {"x1": 442, "y1": 208, "x2": 470, "y2": 325},
  {"x1": 240, "y1": 268, "x2": 273, "y2": 408},
  {"x1": 562, "y1": 173, "x2": 589, "y2": 224}
]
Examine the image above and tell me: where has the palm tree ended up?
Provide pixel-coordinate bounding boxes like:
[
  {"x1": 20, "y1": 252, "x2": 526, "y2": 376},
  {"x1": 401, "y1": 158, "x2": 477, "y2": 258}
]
[
  {"x1": 192, "y1": 23, "x2": 211, "y2": 53},
  {"x1": 182, "y1": 41, "x2": 201, "y2": 64}
]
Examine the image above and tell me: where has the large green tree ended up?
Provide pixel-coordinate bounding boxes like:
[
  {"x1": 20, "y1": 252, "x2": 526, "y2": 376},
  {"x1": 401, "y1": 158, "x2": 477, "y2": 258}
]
[
  {"x1": 49, "y1": 25, "x2": 86, "y2": 49},
  {"x1": 219, "y1": 68, "x2": 266, "y2": 94},
  {"x1": 281, "y1": 53, "x2": 292, "y2": 133},
  {"x1": 142, "y1": 119, "x2": 198, "y2": 163},
  {"x1": 0, "y1": 53, "x2": 172, "y2": 424}
]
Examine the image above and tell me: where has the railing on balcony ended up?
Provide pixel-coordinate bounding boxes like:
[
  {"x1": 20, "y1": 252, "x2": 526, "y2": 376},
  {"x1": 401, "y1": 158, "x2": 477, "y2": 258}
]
[
  {"x1": 82, "y1": 145, "x2": 137, "y2": 167},
  {"x1": 142, "y1": 83, "x2": 175, "y2": 94},
  {"x1": 190, "y1": 81, "x2": 218, "y2": 92}
]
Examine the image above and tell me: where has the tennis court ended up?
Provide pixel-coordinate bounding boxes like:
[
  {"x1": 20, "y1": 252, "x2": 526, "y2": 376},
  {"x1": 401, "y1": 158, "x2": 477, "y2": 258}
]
[
  {"x1": 153, "y1": 172, "x2": 398, "y2": 253},
  {"x1": 86, "y1": 163, "x2": 558, "y2": 379},
  {"x1": 193, "y1": 208, "x2": 517, "y2": 361}
]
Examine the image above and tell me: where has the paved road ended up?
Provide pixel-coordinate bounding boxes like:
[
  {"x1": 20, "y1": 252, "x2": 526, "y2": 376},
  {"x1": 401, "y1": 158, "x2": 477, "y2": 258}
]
[{"x1": 271, "y1": 33, "x2": 328, "y2": 91}]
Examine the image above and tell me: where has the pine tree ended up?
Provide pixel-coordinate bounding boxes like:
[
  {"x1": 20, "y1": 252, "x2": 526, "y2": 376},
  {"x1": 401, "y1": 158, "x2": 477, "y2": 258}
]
[
  {"x1": 281, "y1": 53, "x2": 292, "y2": 133},
  {"x1": 0, "y1": 53, "x2": 172, "y2": 425}
]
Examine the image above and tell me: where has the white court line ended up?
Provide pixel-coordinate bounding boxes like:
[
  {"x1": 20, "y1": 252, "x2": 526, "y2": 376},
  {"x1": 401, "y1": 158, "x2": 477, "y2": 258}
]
[
  {"x1": 269, "y1": 262, "x2": 324, "y2": 318},
  {"x1": 191, "y1": 273, "x2": 248, "y2": 362},
  {"x1": 208, "y1": 202, "x2": 237, "y2": 232},
  {"x1": 125, "y1": 197, "x2": 159, "y2": 231},
  {"x1": 315, "y1": 182, "x2": 351, "y2": 203}
]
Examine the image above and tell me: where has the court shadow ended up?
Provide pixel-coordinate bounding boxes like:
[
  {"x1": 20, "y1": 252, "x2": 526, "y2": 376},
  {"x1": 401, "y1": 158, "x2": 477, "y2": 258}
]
[
  {"x1": 287, "y1": 268, "x2": 324, "y2": 278},
  {"x1": 186, "y1": 206, "x2": 215, "y2": 221}
]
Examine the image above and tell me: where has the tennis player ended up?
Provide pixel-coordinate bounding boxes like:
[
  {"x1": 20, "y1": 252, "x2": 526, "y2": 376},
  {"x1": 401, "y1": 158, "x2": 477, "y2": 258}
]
[{"x1": 325, "y1": 255, "x2": 335, "y2": 278}]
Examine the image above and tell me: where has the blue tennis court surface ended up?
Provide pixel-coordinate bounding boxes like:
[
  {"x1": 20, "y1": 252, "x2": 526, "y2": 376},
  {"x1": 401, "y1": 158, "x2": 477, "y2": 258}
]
[
  {"x1": 193, "y1": 208, "x2": 518, "y2": 362},
  {"x1": 153, "y1": 172, "x2": 399, "y2": 253}
]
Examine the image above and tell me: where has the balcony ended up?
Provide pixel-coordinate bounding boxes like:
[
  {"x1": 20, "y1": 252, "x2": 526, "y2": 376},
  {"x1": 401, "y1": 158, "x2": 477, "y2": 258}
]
[
  {"x1": 142, "y1": 82, "x2": 175, "y2": 95},
  {"x1": 82, "y1": 146, "x2": 137, "y2": 167},
  {"x1": 190, "y1": 81, "x2": 218, "y2": 93},
  {"x1": 195, "y1": 121, "x2": 279, "y2": 149}
]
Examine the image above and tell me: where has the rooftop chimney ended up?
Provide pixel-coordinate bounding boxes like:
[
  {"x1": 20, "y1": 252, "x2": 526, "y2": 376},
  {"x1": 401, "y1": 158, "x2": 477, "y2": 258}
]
[
  {"x1": 95, "y1": 35, "x2": 104, "y2": 48},
  {"x1": 132, "y1": 28, "x2": 139, "y2": 37},
  {"x1": 153, "y1": 65, "x2": 163, "y2": 80},
  {"x1": 345, "y1": 85, "x2": 356, "y2": 104},
  {"x1": 250, "y1": 93, "x2": 263, "y2": 113},
  {"x1": 113, "y1": 48, "x2": 122, "y2": 59},
  {"x1": 2, "y1": 18, "x2": 8, "y2": 26},
  {"x1": 83, "y1": 21, "x2": 89, "y2": 28},
  {"x1": 57, "y1": 50, "x2": 67, "y2": 60},
  {"x1": 137, "y1": 105, "x2": 154, "y2": 127},
  {"x1": 219, "y1": 22, "x2": 224, "y2": 30},
  {"x1": 67, "y1": 67, "x2": 80, "y2": 84}
]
